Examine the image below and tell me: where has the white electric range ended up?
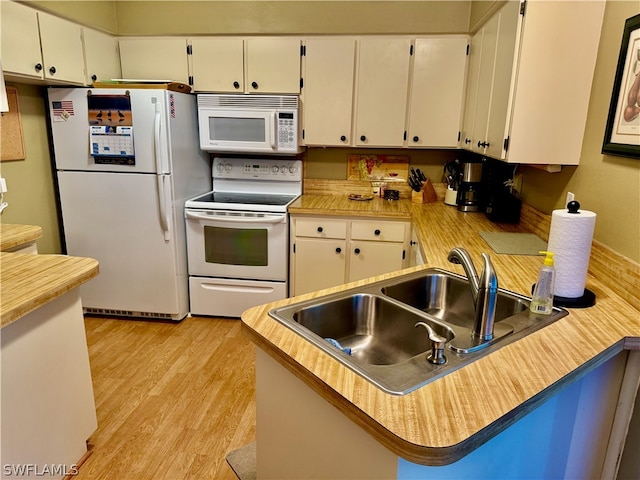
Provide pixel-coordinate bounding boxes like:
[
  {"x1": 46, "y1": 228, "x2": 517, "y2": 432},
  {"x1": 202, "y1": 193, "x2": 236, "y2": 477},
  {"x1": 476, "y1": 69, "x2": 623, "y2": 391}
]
[{"x1": 185, "y1": 157, "x2": 302, "y2": 317}]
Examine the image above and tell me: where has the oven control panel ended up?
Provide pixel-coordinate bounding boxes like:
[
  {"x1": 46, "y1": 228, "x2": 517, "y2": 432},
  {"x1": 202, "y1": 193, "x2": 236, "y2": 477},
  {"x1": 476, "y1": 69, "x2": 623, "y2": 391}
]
[{"x1": 213, "y1": 158, "x2": 302, "y2": 181}]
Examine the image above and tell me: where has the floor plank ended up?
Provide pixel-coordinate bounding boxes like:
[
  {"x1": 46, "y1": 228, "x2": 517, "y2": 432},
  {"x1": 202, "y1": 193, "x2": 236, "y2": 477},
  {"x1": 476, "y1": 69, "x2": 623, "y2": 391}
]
[{"x1": 77, "y1": 315, "x2": 256, "y2": 480}]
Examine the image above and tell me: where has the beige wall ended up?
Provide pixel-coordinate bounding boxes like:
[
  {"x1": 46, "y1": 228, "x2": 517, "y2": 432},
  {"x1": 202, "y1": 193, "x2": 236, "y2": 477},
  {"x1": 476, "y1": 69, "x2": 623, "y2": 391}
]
[
  {"x1": 1, "y1": 83, "x2": 61, "y2": 254},
  {"x1": 114, "y1": 1, "x2": 471, "y2": 35},
  {"x1": 26, "y1": 1, "x2": 118, "y2": 32},
  {"x1": 520, "y1": 1, "x2": 640, "y2": 262}
]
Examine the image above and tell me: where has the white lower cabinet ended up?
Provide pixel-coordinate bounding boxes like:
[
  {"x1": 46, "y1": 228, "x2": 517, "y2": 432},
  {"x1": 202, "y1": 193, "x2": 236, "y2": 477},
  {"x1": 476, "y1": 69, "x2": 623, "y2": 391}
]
[{"x1": 290, "y1": 216, "x2": 410, "y2": 296}]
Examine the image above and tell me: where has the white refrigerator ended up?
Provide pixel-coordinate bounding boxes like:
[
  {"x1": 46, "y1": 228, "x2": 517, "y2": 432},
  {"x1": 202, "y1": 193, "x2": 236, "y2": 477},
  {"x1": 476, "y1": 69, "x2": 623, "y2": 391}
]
[{"x1": 48, "y1": 87, "x2": 210, "y2": 321}]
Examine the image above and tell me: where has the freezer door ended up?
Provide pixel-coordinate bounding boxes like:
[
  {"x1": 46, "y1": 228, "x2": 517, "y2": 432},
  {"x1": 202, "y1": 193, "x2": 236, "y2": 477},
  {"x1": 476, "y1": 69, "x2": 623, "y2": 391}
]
[
  {"x1": 57, "y1": 171, "x2": 188, "y2": 319},
  {"x1": 48, "y1": 88, "x2": 174, "y2": 174}
]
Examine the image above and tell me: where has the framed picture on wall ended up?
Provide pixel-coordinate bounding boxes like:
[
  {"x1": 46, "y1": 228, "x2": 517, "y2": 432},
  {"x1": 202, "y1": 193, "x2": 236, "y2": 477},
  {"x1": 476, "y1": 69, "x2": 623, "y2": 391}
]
[{"x1": 602, "y1": 13, "x2": 640, "y2": 159}]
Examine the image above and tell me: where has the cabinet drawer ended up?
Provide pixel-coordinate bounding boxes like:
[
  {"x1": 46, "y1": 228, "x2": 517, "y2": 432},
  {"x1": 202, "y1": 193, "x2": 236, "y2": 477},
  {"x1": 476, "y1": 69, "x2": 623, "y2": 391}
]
[
  {"x1": 351, "y1": 221, "x2": 406, "y2": 242},
  {"x1": 295, "y1": 218, "x2": 348, "y2": 239}
]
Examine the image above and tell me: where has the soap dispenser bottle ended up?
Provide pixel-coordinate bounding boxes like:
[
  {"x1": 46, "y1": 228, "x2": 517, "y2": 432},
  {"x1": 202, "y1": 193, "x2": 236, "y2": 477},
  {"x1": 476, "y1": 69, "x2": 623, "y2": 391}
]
[{"x1": 530, "y1": 251, "x2": 556, "y2": 315}]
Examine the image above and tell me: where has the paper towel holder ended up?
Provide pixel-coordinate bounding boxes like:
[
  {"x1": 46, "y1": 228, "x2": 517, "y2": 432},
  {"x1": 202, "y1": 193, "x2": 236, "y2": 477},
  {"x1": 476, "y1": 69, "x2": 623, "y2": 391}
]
[{"x1": 530, "y1": 285, "x2": 596, "y2": 308}]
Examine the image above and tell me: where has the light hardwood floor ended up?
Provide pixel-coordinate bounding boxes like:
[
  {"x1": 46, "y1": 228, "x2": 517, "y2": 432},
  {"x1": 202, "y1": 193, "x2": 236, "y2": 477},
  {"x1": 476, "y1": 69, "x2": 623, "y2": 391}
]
[{"x1": 77, "y1": 315, "x2": 256, "y2": 480}]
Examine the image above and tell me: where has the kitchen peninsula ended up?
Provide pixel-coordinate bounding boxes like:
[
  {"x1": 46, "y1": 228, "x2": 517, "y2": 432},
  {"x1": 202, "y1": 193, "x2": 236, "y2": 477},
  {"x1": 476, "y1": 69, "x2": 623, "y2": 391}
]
[
  {"x1": 1, "y1": 247, "x2": 99, "y2": 478},
  {"x1": 242, "y1": 194, "x2": 640, "y2": 479}
]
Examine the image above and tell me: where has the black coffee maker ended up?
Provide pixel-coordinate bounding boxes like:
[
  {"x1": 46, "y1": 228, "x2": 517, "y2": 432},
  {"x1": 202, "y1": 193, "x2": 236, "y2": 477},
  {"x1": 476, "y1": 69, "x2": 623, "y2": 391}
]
[{"x1": 457, "y1": 162, "x2": 483, "y2": 212}]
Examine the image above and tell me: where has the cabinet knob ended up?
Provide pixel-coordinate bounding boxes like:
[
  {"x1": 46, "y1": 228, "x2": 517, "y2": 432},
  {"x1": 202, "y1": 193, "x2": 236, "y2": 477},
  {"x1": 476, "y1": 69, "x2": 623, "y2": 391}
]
[
  {"x1": 410, "y1": 240, "x2": 417, "y2": 246},
  {"x1": 464, "y1": 138, "x2": 471, "y2": 144},
  {"x1": 354, "y1": 248, "x2": 361, "y2": 255},
  {"x1": 413, "y1": 136, "x2": 419, "y2": 142},
  {"x1": 317, "y1": 226, "x2": 323, "y2": 233},
  {"x1": 251, "y1": 81, "x2": 258, "y2": 90},
  {"x1": 91, "y1": 74, "x2": 98, "y2": 82},
  {"x1": 477, "y1": 141, "x2": 490, "y2": 148},
  {"x1": 340, "y1": 135, "x2": 347, "y2": 142},
  {"x1": 49, "y1": 66, "x2": 57, "y2": 75},
  {"x1": 233, "y1": 81, "x2": 240, "y2": 89},
  {"x1": 34, "y1": 63, "x2": 42, "y2": 72},
  {"x1": 374, "y1": 229, "x2": 381, "y2": 236},
  {"x1": 360, "y1": 135, "x2": 366, "y2": 142},
  {"x1": 335, "y1": 247, "x2": 342, "y2": 254}
]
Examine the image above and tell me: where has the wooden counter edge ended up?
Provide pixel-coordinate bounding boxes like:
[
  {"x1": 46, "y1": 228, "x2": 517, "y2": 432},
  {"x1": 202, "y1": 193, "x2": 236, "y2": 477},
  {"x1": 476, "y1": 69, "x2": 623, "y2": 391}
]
[
  {"x1": 1, "y1": 255, "x2": 99, "y2": 328},
  {"x1": 0, "y1": 224, "x2": 43, "y2": 251},
  {"x1": 242, "y1": 316, "x2": 630, "y2": 466}
]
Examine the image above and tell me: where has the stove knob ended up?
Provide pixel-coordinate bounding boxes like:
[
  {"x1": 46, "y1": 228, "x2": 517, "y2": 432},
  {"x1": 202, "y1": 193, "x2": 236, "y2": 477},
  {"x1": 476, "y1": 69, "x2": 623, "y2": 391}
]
[
  {"x1": 271, "y1": 165, "x2": 279, "y2": 174},
  {"x1": 288, "y1": 165, "x2": 297, "y2": 174},
  {"x1": 224, "y1": 163, "x2": 232, "y2": 172},
  {"x1": 216, "y1": 163, "x2": 225, "y2": 172}
]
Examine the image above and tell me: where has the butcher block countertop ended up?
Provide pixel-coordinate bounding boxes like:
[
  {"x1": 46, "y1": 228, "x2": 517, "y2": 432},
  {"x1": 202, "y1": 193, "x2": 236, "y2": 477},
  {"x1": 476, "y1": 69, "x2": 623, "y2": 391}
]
[
  {"x1": 0, "y1": 252, "x2": 99, "y2": 329},
  {"x1": 0, "y1": 223, "x2": 43, "y2": 251},
  {"x1": 242, "y1": 195, "x2": 640, "y2": 466}
]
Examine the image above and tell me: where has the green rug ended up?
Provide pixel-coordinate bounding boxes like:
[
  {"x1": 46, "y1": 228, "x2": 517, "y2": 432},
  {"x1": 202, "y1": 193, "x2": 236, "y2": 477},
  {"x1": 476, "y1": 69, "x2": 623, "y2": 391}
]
[{"x1": 479, "y1": 232, "x2": 547, "y2": 256}]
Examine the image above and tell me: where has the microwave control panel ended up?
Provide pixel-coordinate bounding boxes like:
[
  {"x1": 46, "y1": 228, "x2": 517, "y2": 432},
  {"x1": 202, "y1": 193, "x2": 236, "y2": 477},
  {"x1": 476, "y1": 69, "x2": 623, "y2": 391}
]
[{"x1": 277, "y1": 112, "x2": 297, "y2": 151}]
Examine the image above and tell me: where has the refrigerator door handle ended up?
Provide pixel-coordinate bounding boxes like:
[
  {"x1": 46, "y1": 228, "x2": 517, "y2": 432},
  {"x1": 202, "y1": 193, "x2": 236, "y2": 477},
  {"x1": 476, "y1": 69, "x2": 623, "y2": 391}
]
[
  {"x1": 157, "y1": 175, "x2": 172, "y2": 242},
  {"x1": 153, "y1": 101, "x2": 169, "y2": 174}
]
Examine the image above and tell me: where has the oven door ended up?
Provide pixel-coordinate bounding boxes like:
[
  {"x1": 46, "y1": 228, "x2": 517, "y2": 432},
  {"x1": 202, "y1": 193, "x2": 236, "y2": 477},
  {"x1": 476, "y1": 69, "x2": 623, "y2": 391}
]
[
  {"x1": 198, "y1": 108, "x2": 277, "y2": 153},
  {"x1": 185, "y1": 209, "x2": 288, "y2": 281}
]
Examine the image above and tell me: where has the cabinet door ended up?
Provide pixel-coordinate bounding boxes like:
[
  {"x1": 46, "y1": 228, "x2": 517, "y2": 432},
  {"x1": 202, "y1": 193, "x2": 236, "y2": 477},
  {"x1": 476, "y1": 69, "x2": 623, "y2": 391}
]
[
  {"x1": 83, "y1": 29, "x2": 121, "y2": 84},
  {"x1": 119, "y1": 38, "x2": 189, "y2": 84},
  {"x1": 408, "y1": 36, "x2": 468, "y2": 148},
  {"x1": 348, "y1": 241, "x2": 405, "y2": 283},
  {"x1": 246, "y1": 37, "x2": 301, "y2": 94},
  {"x1": 484, "y1": 1, "x2": 521, "y2": 160},
  {"x1": 355, "y1": 38, "x2": 412, "y2": 147},
  {"x1": 460, "y1": 30, "x2": 483, "y2": 149},
  {"x1": 191, "y1": 37, "x2": 244, "y2": 92},
  {"x1": 1, "y1": 1, "x2": 44, "y2": 80},
  {"x1": 302, "y1": 38, "x2": 355, "y2": 146},
  {"x1": 38, "y1": 12, "x2": 85, "y2": 84},
  {"x1": 292, "y1": 238, "x2": 346, "y2": 296},
  {"x1": 471, "y1": 14, "x2": 499, "y2": 154}
]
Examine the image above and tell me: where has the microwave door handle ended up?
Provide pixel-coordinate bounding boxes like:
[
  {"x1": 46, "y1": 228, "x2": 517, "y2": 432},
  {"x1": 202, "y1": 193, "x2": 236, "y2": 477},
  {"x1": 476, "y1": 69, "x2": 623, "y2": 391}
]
[
  {"x1": 270, "y1": 112, "x2": 277, "y2": 150},
  {"x1": 185, "y1": 210, "x2": 286, "y2": 224}
]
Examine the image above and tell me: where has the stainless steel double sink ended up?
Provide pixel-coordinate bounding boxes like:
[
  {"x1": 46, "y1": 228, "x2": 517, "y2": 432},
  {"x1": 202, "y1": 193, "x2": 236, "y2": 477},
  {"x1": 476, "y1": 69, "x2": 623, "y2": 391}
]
[{"x1": 269, "y1": 268, "x2": 568, "y2": 395}]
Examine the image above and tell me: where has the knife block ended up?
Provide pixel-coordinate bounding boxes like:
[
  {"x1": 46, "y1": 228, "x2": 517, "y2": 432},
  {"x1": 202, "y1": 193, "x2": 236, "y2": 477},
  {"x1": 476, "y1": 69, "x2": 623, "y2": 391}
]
[{"x1": 412, "y1": 178, "x2": 438, "y2": 204}]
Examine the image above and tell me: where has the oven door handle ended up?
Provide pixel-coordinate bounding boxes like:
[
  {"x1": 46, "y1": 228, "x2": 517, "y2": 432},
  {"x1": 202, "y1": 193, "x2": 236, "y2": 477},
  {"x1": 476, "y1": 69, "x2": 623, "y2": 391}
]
[{"x1": 185, "y1": 210, "x2": 286, "y2": 224}]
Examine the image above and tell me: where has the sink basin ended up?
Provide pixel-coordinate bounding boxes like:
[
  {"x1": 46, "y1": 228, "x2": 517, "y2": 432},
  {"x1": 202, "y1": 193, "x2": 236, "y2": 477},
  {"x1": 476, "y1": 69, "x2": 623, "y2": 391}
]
[
  {"x1": 269, "y1": 268, "x2": 568, "y2": 395},
  {"x1": 290, "y1": 293, "x2": 454, "y2": 365},
  {"x1": 380, "y1": 271, "x2": 530, "y2": 353}
]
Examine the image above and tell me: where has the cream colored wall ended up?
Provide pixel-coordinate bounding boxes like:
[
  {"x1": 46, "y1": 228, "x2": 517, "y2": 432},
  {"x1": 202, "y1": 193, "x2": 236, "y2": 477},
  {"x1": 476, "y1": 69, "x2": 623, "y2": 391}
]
[
  {"x1": 25, "y1": 1, "x2": 118, "y2": 32},
  {"x1": 520, "y1": 1, "x2": 640, "y2": 262},
  {"x1": 0, "y1": 83, "x2": 61, "y2": 254},
  {"x1": 114, "y1": 1, "x2": 471, "y2": 35}
]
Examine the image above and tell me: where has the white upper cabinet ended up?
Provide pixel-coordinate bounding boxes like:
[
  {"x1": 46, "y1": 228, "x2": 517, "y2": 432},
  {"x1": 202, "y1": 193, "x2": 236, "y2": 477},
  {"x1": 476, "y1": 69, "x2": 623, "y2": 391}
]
[
  {"x1": 119, "y1": 37, "x2": 190, "y2": 84},
  {"x1": 190, "y1": 38, "x2": 245, "y2": 92},
  {"x1": 301, "y1": 38, "x2": 356, "y2": 146},
  {"x1": 191, "y1": 37, "x2": 301, "y2": 94},
  {"x1": 245, "y1": 37, "x2": 301, "y2": 94},
  {"x1": 407, "y1": 36, "x2": 468, "y2": 148},
  {"x1": 461, "y1": 0, "x2": 605, "y2": 165},
  {"x1": 1, "y1": 1, "x2": 85, "y2": 84},
  {"x1": 355, "y1": 38, "x2": 412, "y2": 147},
  {"x1": 83, "y1": 29, "x2": 121, "y2": 84}
]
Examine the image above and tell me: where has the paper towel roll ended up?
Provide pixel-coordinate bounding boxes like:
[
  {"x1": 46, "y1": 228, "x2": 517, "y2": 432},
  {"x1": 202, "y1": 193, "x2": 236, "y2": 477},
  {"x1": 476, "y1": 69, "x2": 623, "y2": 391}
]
[{"x1": 547, "y1": 206, "x2": 596, "y2": 298}]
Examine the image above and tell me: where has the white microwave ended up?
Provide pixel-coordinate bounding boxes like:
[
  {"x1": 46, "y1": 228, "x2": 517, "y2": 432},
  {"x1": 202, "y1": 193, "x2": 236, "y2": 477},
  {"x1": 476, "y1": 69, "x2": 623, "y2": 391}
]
[{"x1": 197, "y1": 94, "x2": 301, "y2": 154}]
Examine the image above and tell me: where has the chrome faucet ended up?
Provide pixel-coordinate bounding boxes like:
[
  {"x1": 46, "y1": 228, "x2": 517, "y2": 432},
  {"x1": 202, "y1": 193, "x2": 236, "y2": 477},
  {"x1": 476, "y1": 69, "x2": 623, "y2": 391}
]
[{"x1": 447, "y1": 247, "x2": 498, "y2": 341}]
